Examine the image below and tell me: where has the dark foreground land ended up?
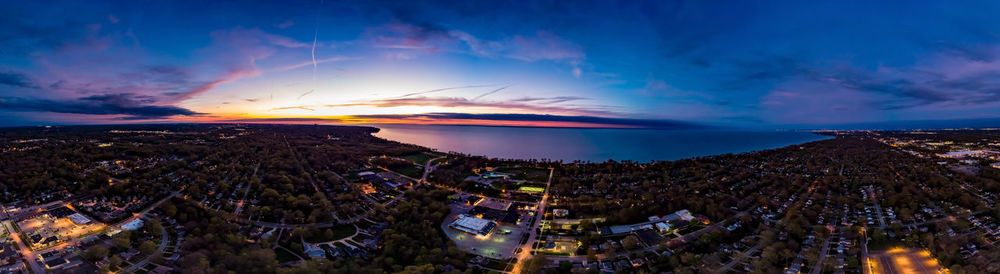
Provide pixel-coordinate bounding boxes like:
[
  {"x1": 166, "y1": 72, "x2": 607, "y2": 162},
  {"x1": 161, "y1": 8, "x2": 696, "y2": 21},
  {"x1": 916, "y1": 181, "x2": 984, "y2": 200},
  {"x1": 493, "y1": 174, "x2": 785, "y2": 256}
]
[{"x1": 0, "y1": 124, "x2": 998, "y2": 273}]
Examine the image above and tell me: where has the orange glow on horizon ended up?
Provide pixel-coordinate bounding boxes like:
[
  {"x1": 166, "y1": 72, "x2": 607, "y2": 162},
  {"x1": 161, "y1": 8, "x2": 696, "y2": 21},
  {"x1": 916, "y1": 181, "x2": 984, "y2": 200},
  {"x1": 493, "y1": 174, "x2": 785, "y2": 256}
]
[{"x1": 165, "y1": 114, "x2": 645, "y2": 129}]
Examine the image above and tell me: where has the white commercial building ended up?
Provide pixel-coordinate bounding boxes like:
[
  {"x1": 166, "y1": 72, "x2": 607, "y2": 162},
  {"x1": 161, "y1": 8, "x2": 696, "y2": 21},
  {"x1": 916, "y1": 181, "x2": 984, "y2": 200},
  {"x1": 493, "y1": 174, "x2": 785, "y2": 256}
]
[
  {"x1": 449, "y1": 214, "x2": 496, "y2": 236},
  {"x1": 67, "y1": 213, "x2": 91, "y2": 225}
]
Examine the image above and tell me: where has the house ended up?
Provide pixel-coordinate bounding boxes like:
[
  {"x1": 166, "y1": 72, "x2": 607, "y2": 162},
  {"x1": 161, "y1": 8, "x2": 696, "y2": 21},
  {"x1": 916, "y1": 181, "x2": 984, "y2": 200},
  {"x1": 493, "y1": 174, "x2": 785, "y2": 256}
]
[
  {"x1": 0, "y1": 244, "x2": 18, "y2": 265},
  {"x1": 663, "y1": 210, "x2": 695, "y2": 222},
  {"x1": 120, "y1": 248, "x2": 140, "y2": 260},
  {"x1": 303, "y1": 243, "x2": 326, "y2": 258},
  {"x1": 0, "y1": 262, "x2": 24, "y2": 273},
  {"x1": 655, "y1": 222, "x2": 672, "y2": 233}
]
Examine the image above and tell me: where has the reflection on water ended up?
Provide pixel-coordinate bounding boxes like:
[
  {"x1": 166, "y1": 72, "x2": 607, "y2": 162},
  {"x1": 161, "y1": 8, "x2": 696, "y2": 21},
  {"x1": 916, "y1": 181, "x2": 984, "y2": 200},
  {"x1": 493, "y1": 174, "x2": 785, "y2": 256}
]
[{"x1": 372, "y1": 124, "x2": 832, "y2": 162}]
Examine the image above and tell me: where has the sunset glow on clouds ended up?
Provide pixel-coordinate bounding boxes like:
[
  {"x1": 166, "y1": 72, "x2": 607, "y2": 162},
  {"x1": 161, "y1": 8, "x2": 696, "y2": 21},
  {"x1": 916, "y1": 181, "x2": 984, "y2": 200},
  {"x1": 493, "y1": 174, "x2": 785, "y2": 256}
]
[{"x1": 4, "y1": 1, "x2": 1000, "y2": 128}]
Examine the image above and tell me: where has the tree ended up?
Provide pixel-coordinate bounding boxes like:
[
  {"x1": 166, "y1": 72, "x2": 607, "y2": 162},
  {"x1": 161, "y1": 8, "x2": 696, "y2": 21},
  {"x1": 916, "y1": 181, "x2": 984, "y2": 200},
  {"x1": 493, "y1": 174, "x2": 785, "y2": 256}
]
[
  {"x1": 586, "y1": 248, "x2": 599, "y2": 263},
  {"x1": 84, "y1": 245, "x2": 109, "y2": 261},
  {"x1": 112, "y1": 236, "x2": 131, "y2": 250},
  {"x1": 146, "y1": 218, "x2": 164, "y2": 238},
  {"x1": 139, "y1": 240, "x2": 157, "y2": 255},
  {"x1": 623, "y1": 235, "x2": 640, "y2": 250},
  {"x1": 109, "y1": 255, "x2": 123, "y2": 268},
  {"x1": 579, "y1": 219, "x2": 596, "y2": 231},
  {"x1": 524, "y1": 254, "x2": 550, "y2": 274}
]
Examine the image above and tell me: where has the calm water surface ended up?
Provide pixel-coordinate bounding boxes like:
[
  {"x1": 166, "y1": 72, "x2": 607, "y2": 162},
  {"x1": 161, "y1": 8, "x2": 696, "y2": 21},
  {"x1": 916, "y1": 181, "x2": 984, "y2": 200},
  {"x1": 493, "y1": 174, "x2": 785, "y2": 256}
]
[{"x1": 372, "y1": 124, "x2": 832, "y2": 162}]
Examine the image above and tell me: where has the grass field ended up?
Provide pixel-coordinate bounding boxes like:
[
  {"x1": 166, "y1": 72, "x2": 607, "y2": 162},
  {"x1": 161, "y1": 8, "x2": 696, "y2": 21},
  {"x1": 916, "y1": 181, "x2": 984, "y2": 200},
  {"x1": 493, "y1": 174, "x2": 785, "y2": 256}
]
[
  {"x1": 494, "y1": 166, "x2": 550, "y2": 181},
  {"x1": 391, "y1": 166, "x2": 424, "y2": 178},
  {"x1": 400, "y1": 153, "x2": 435, "y2": 164}
]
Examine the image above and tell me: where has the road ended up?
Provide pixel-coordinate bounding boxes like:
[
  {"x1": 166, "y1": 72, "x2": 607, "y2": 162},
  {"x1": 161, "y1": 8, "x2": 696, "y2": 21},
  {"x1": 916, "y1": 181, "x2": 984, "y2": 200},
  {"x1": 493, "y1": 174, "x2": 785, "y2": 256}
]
[
  {"x1": 3, "y1": 199, "x2": 69, "y2": 221},
  {"x1": 282, "y1": 135, "x2": 320, "y2": 193},
  {"x1": 233, "y1": 162, "x2": 260, "y2": 216},
  {"x1": 868, "y1": 187, "x2": 888, "y2": 229},
  {"x1": 9, "y1": 229, "x2": 44, "y2": 274},
  {"x1": 120, "y1": 220, "x2": 169, "y2": 273},
  {"x1": 420, "y1": 156, "x2": 446, "y2": 183},
  {"x1": 718, "y1": 241, "x2": 762, "y2": 272},
  {"x1": 543, "y1": 207, "x2": 757, "y2": 267},
  {"x1": 810, "y1": 233, "x2": 833, "y2": 274},
  {"x1": 862, "y1": 227, "x2": 870, "y2": 274},
  {"x1": 250, "y1": 156, "x2": 447, "y2": 229},
  {"x1": 510, "y1": 168, "x2": 555, "y2": 274},
  {"x1": 9, "y1": 189, "x2": 181, "y2": 274}
]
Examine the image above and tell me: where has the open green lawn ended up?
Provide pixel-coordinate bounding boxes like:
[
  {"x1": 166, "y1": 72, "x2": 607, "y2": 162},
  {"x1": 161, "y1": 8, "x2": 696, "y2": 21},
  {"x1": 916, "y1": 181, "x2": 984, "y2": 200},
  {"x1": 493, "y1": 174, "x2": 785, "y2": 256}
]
[
  {"x1": 391, "y1": 166, "x2": 424, "y2": 179},
  {"x1": 494, "y1": 167, "x2": 550, "y2": 181},
  {"x1": 400, "y1": 153, "x2": 435, "y2": 164}
]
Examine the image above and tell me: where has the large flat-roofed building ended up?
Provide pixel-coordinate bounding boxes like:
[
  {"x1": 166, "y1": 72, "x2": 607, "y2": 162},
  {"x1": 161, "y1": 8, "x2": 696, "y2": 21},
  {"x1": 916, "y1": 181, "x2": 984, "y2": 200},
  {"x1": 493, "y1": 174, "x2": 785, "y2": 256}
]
[
  {"x1": 474, "y1": 198, "x2": 512, "y2": 211},
  {"x1": 121, "y1": 218, "x2": 144, "y2": 231},
  {"x1": 937, "y1": 150, "x2": 995, "y2": 158},
  {"x1": 67, "y1": 213, "x2": 91, "y2": 225},
  {"x1": 449, "y1": 214, "x2": 496, "y2": 236}
]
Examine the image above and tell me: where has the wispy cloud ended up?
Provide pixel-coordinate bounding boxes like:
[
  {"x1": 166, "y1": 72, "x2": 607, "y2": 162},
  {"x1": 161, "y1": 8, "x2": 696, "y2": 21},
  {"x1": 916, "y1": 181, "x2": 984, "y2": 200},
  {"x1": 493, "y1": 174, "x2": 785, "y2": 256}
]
[
  {"x1": 472, "y1": 85, "x2": 510, "y2": 100},
  {"x1": 271, "y1": 106, "x2": 315, "y2": 111},
  {"x1": 271, "y1": 95, "x2": 610, "y2": 117},
  {"x1": 399, "y1": 84, "x2": 500, "y2": 97},
  {"x1": 297, "y1": 89, "x2": 314, "y2": 100},
  {"x1": 223, "y1": 112, "x2": 701, "y2": 129},
  {"x1": 366, "y1": 21, "x2": 586, "y2": 76},
  {"x1": 359, "y1": 113, "x2": 702, "y2": 129}
]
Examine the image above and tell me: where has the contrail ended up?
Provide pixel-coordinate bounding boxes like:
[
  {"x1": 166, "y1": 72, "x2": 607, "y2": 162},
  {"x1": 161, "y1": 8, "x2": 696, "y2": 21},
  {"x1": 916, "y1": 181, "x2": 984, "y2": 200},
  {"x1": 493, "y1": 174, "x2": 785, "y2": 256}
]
[
  {"x1": 400, "y1": 84, "x2": 499, "y2": 97},
  {"x1": 297, "y1": 89, "x2": 314, "y2": 100},
  {"x1": 311, "y1": 27, "x2": 318, "y2": 81},
  {"x1": 472, "y1": 85, "x2": 510, "y2": 100},
  {"x1": 311, "y1": 0, "x2": 323, "y2": 81}
]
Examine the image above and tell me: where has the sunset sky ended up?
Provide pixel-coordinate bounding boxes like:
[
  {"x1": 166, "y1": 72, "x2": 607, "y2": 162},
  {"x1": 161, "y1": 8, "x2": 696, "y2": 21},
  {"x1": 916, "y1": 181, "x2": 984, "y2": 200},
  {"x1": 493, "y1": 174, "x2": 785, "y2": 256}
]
[{"x1": 4, "y1": 1, "x2": 1000, "y2": 128}]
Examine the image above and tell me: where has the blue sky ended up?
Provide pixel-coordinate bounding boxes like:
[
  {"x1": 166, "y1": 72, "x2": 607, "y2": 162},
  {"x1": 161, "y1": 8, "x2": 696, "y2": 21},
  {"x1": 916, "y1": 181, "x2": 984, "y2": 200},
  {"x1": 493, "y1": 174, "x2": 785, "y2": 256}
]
[{"x1": 3, "y1": 0, "x2": 1000, "y2": 128}]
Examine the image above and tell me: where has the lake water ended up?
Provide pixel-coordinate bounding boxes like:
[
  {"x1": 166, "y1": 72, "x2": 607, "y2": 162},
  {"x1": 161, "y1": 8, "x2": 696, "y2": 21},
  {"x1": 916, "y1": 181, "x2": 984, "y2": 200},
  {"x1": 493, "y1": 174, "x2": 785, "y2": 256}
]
[{"x1": 372, "y1": 124, "x2": 832, "y2": 162}]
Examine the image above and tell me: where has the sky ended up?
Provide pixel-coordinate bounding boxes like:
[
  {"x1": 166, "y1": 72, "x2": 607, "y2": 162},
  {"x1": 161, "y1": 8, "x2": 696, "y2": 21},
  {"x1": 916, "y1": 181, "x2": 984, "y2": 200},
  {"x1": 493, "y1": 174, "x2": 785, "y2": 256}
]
[{"x1": 4, "y1": 0, "x2": 1000, "y2": 128}]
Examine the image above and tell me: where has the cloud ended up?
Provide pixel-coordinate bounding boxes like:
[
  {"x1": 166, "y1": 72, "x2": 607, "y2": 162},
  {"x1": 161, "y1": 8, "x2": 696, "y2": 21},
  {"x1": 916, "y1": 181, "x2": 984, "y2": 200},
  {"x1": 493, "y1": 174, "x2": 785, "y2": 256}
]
[
  {"x1": 315, "y1": 96, "x2": 612, "y2": 116},
  {"x1": 221, "y1": 117, "x2": 340, "y2": 123},
  {"x1": 269, "y1": 56, "x2": 356, "y2": 72},
  {"x1": 159, "y1": 28, "x2": 320, "y2": 103},
  {"x1": 266, "y1": 92, "x2": 606, "y2": 116},
  {"x1": 356, "y1": 113, "x2": 703, "y2": 129},
  {"x1": 272, "y1": 106, "x2": 315, "y2": 111},
  {"x1": 0, "y1": 94, "x2": 202, "y2": 119},
  {"x1": 505, "y1": 31, "x2": 585, "y2": 62},
  {"x1": 221, "y1": 112, "x2": 701, "y2": 129},
  {"x1": 510, "y1": 96, "x2": 587, "y2": 104},
  {"x1": 366, "y1": 21, "x2": 586, "y2": 74},
  {"x1": 275, "y1": 20, "x2": 295, "y2": 29},
  {"x1": 0, "y1": 71, "x2": 38, "y2": 88}
]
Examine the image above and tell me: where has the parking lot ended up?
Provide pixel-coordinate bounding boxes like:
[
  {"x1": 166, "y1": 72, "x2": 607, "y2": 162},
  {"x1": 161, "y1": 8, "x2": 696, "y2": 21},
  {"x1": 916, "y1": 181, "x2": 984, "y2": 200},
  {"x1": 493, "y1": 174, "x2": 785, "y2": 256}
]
[{"x1": 442, "y1": 203, "x2": 526, "y2": 259}]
